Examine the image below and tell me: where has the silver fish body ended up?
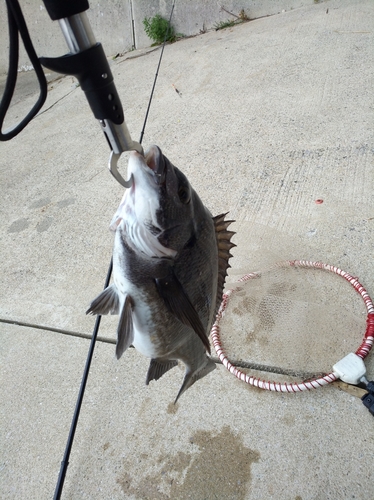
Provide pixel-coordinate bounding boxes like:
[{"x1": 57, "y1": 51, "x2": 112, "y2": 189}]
[{"x1": 87, "y1": 146, "x2": 235, "y2": 402}]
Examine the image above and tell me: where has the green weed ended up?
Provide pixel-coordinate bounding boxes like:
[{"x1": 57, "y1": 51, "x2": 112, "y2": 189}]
[
  {"x1": 214, "y1": 19, "x2": 236, "y2": 30},
  {"x1": 143, "y1": 14, "x2": 176, "y2": 45}
]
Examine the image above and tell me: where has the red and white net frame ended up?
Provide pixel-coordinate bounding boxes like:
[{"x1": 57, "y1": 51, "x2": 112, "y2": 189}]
[{"x1": 211, "y1": 260, "x2": 374, "y2": 392}]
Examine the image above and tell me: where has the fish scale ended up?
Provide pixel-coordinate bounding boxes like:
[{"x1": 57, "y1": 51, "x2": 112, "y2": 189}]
[{"x1": 87, "y1": 145, "x2": 235, "y2": 402}]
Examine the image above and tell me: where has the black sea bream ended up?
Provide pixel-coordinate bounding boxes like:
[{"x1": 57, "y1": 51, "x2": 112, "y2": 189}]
[{"x1": 87, "y1": 146, "x2": 235, "y2": 402}]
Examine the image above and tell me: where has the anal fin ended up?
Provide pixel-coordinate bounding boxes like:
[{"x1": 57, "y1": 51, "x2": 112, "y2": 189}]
[
  {"x1": 146, "y1": 359, "x2": 178, "y2": 385},
  {"x1": 116, "y1": 295, "x2": 134, "y2": 359},
  {"x1": 86, "y1": 284, "x2": 120, "y2": 316},
  {"x1": 155, "y1": 271, "x2": 211, "y2": 354}
]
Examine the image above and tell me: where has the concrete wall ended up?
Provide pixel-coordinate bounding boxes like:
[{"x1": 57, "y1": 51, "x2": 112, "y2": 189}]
[{"x1": 0, "y1": 0, "x2": 319, "y2": 74}]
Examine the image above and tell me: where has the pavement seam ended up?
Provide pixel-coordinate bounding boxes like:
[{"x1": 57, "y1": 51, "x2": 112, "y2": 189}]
[
  {"x1": 1, "y1": 317, "x2": 324, "y2": 380},
  {"x1": 0, "y1": 317, "x2": 116, "y2": 344},
  {"x1": 210, "y1": 357, "x2": 324, "y2": 380},
  {"x1": 36, "y1": 86, "x2": 77, "y2": 116}
]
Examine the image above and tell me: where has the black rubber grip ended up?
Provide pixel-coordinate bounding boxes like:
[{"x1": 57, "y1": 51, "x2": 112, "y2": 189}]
[
  {"x1": 42, "y1": 0, "x2": 89, "y2": 21},
  {"x1": 40, "y1": 43, "x2": 124, "y2": 124}
]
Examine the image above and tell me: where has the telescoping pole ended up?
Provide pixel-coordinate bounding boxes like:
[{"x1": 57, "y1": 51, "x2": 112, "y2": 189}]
[{"x1": 40, "y1": 0, "x2": 142, "y2": 187}]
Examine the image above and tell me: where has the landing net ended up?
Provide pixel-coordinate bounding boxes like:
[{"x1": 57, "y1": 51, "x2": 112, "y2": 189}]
[{"x1": 211, "y1": 260, "x2": 374, "y2": 392}]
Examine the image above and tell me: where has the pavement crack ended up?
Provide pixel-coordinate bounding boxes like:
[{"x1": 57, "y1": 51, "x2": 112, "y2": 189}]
[{"x1": 118, "y1": 46, "x2": 161, "y2": 62}]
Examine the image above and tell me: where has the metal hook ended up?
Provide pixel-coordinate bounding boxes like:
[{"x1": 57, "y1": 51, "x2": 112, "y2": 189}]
[
  {"x1": 108, "y1": 151, "x2": 133, "y2": 188},
  {"x1": 108, "y1": 141, "x2": 144, "y2": 188}
]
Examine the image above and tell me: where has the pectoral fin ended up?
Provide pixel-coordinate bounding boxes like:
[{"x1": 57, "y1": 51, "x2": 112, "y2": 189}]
[
  {"x1": 86, "y1": 284, "x2": 120, "y2": 315},
  {"x1": 116, "y1": 295, "x2": 134, "y2": 359},
  {"x1": 155, "y1": 271, "x2": 211, "y2": 354},
  {"x1": 146, "y1": 359, "x2": 178, "y2": 385}
]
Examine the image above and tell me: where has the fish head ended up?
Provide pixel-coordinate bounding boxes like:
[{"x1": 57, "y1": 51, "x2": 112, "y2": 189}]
[{"x1": 111, "y1": 146, "x2": 204, "y2": 256}]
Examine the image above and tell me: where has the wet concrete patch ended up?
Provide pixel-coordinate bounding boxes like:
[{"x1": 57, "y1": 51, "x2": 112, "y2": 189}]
[
  {"x1": 57, "y1": 197, "x2": 76, "y2": 209},
  {"x1": 29, "y1": 197, "x2": 51, "y2": 209},
  {"x1": 167, "y1": 402, "x2": 179, "y2": 414},
  {"x1": 8, "y1": 218, "x2": 30, "y2": 233},
  {"x1": 117, "y1": 426, "x2": 260, "y2": 499},
  {"x1": 36, "y1": 216, "x2": 53, "y2": 232}
]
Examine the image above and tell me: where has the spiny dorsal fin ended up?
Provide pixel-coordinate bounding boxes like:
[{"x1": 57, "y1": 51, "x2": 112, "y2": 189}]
[{"x1": 213, "y1": 213, "x2": 236, "y2": 317}]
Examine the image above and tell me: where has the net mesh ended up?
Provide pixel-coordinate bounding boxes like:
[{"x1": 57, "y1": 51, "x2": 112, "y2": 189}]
[{"x1": 215, "y1": 261, "x2": 373, "y2": 387}]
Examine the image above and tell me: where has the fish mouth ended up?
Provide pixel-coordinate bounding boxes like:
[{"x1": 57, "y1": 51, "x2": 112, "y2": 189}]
[
  {"x1": 110, "y1": 146, "x2": 168, "y2": 233},
  {"x1": 145, "y1": 146, "x2": 166, "y2": 185},
  {"x1": 130, "y1": 146, "x2": 166, "y2": 185}
]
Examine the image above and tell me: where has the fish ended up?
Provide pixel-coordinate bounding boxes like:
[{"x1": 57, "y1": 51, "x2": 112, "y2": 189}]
[{"x1": 87, "y1": 145, "x2": 235, "y2": 402}]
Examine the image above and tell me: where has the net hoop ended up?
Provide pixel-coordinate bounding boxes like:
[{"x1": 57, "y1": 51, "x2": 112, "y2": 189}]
[{"x1": 211, "y1": 260, "x2": 374, "y2": 392}]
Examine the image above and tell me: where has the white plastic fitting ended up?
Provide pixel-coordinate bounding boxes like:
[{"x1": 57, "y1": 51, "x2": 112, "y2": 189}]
[{"x1": 333, "y1": 353, "x2": 367, "y2": 385}]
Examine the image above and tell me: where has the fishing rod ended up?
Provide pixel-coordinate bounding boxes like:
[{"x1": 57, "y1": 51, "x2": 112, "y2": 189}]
[
  {"x1": 1, "y1": 0, "x2": 176, "y2": 497},
  {"x1": 50, "y1": 3, "x2": 175, "y2": 498}
]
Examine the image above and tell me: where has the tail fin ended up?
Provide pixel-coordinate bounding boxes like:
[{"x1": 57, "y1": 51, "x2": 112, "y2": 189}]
[{"x1": 174, "y1": 357, "x2": 216, "y2": 403}]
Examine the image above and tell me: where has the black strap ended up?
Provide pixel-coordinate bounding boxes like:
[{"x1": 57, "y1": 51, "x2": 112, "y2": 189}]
[{"x1": 0, "y1": 0, "x2": 47, "y2": 141}]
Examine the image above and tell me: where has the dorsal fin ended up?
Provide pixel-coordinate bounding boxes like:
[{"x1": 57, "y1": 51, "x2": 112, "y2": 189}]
[{"x1": 213, "y1": 213, "x2": 236, "y2": 317}]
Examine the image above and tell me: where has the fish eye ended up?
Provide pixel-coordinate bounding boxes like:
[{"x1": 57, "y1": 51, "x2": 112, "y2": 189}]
[{"x1": 178, "y1": 185, "x2": 191, "y2": 204}]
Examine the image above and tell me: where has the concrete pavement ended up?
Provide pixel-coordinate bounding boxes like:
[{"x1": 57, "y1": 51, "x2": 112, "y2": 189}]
[{"x1": 1, "y1": 0, "x2": 373, "y2": 498}]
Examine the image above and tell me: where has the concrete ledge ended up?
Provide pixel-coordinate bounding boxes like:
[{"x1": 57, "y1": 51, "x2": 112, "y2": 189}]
[{"x1": 0, "y1": 0, "x2": 321, "y2": 74}]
